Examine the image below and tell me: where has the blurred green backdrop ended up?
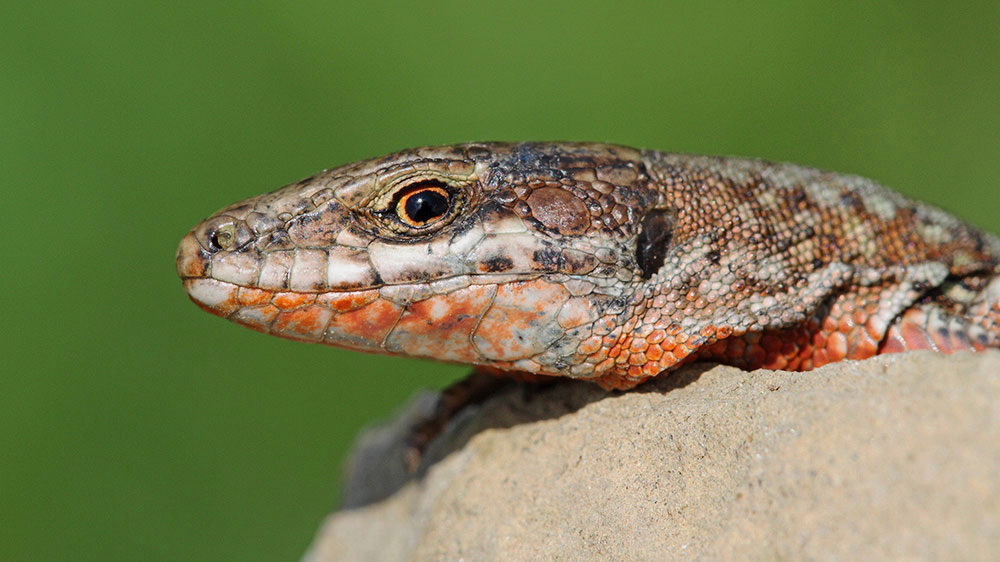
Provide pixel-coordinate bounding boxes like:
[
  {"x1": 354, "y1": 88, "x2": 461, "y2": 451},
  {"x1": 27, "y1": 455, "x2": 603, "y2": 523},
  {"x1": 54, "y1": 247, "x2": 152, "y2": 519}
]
[{"x1": 3, "y1": 1, "x2": 998, "y2": 560}]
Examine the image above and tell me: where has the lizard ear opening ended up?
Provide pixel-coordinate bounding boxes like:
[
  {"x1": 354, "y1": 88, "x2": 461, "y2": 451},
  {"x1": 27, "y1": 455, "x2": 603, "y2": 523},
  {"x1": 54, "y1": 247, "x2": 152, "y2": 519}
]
[{"x1": 636, "y1": 209, "x2": 674, "y2": 280}]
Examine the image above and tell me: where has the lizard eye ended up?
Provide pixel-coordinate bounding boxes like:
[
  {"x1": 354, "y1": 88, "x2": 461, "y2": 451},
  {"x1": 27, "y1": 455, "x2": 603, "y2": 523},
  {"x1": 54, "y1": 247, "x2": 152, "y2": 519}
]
[{"x1": 394, "y1": 181, "x2": 452, "y2": 227}]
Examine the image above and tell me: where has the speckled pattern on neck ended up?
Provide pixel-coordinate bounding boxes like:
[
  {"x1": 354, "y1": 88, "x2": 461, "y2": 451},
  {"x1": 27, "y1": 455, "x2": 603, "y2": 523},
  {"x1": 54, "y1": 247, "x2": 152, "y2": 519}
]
[{"x1": 176, "y1": 142, "x2": 999, "y2": 389}]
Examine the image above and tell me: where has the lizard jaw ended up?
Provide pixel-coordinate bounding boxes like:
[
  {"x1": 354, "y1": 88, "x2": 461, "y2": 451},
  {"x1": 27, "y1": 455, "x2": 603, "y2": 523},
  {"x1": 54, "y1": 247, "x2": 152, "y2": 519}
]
[{"x1": 181, "y1": 274, "x2": 618, "y2": 379}]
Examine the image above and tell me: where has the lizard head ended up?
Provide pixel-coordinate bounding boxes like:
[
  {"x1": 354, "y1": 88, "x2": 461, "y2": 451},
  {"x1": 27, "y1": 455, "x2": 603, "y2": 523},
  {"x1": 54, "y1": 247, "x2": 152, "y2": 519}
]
[{"x1": 177, "y1": 142, "x2": 665, "y2": 381}]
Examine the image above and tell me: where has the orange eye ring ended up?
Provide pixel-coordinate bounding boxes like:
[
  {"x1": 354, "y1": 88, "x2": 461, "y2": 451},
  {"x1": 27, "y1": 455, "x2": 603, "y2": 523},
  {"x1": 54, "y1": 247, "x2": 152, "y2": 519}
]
[{"x1": 394, "y1": 182, "x2": 452, "y2": 227}]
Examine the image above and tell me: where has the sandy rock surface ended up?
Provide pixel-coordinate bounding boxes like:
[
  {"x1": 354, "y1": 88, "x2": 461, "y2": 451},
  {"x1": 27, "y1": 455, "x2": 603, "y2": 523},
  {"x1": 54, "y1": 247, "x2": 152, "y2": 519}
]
[{"x1": 305, "y1": 351, "x2": 1000, "y2": 561}]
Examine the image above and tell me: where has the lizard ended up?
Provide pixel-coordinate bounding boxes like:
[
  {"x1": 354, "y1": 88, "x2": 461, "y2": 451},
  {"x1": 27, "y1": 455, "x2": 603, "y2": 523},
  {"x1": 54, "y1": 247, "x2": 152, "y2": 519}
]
[{"x1": 176, "y1": 142, "x2": 999, "y2": 455}]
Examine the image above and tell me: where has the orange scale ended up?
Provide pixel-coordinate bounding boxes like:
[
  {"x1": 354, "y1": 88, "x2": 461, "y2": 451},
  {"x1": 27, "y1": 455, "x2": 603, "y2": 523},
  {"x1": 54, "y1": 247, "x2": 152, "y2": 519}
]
[
  {"x1": 628, "y1": 337, "x2": 649, "y2": 353},
  {"x1": 239, "y1": 287, "x2": 274, "y2": 306},
  {"x1": 765, "y1": 354, "x2": 788, "y2": 370},
  {"x1": 673, "y1": 345, "x2": 695, "y2": 361},
  {"x1": 273, "y1": 306, "x2": 332, "y2": 341},
  {"x1": 317, "y1": 290, "x2": 379, "y2": 313},
  {"x1": 851, "y1": 308, "x2": 869, "y2": 327},
  {"x1": 642, "y1": 362, "x2": 663, "y2": 376},
  {"x1": 647, "y1": 329, "x2": 666, "y2": 344},
  {"x1": 864, "y1": 320, "x2": 886, "y2": 343},
  {"x1": 818, "y1": 313, "x2": 837, "y2": 330},
  {"x1": 577, "y1": 336, "x2": 602, "y2": 355},
  {"x1": 326, "y1": 299, "x2": 404, "y2": 347},
  {"x1": 847, "y1": 333, "x2": 879, "y2": 360},
  {"x1": 388, "y1": 287, "x2": 495, "y2": 363},
  {"x1": 878, "y1": 328, "x2": 908, "y2": 354},
  {"x1": 658, "y1": 350, "x2": 678, "y2": 368},
  {"x1": 811, "y1": 331, "x2": 827, "y2": 349},
  {"x1": 825, "y1": 331, "x2": 848, "y2": 361},
  {"x1": 273, "y1": 292, "x2": 315, "y2": 310},
  {"x1": 594, "y1": 357, "x2": 616, "y2": 373},
  {"x1": 837, "y1": 314, "x2": 855, "y2": 334},
  {"x1": 660, "y1": 336, "x2": 677, "y2": 352}
]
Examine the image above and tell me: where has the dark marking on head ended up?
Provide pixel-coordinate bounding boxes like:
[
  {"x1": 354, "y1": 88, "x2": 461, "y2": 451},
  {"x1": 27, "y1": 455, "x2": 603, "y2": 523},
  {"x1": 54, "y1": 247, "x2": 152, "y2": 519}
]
[
  {"x1": 789, "y1": 188, "x2": 807, "y2": 205},
  {"x1": 600, "y1": 296, "x2": 628, "y2": 316},
  {"x1": 263, "y1": 229, "x2": 294, "y2": 251},
  {"x1": 494, "y1": 189, "x2": 517, "y2": 205},
  {"x1": 482, "y1": 255, "x2": 514, "y2": 273},
  {"x1": 636, "y1": 209, "x2": 674, "y2": 280},
  {"x1": 532, "y1": 246, "x2": 564, "y2": 271},
  {"x1": 840, "y1": 190, "x2": 864, "y2": 211},
  {"x1": 490, "y1": 143, "x2": 567, "y2": 179},
  {"x1": 561, "y1": 249, "x2": 598, "y2": 272}
]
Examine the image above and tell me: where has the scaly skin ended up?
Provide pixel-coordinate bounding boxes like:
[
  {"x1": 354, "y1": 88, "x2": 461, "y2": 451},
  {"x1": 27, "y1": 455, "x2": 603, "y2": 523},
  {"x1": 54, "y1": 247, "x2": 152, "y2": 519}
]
[{"x1": 177, "y1": 143, "x2": 999, "y2": 390}]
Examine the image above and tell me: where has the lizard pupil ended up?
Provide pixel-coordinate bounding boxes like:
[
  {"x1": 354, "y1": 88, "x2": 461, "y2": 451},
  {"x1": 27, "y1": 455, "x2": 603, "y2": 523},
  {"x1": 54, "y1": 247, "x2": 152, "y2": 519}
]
[{"x1": 398, "y1": 184, "x2": 450, "y2": 226}]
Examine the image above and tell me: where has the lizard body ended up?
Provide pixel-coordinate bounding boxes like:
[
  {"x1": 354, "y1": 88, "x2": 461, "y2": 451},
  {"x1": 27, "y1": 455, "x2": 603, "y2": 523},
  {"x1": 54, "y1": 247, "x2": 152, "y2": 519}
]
[{"x1": 177, "y1": 143, "x2": 999, "y2": 390}]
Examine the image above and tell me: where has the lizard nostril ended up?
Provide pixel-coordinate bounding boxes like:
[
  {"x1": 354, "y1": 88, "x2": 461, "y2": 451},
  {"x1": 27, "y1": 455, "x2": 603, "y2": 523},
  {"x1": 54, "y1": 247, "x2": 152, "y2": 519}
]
[
  {"x1": 197, "y1": 216, "x2": 251, "y2": 254},
  {"x1": 208, "y1": 223, "x2": 237, "y2": 252}
]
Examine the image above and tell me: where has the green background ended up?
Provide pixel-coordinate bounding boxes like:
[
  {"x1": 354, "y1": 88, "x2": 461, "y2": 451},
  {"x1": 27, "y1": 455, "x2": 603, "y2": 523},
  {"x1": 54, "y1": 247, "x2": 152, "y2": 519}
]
[{"x1": 4, "y1": 2, "x2": 998, "y2": 560}]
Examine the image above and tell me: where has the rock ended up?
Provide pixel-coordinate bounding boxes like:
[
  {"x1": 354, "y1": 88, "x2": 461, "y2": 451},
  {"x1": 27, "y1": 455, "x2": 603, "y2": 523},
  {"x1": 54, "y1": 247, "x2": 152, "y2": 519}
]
[{"x1": 304, "y1": 351, "x2": 1000, "y2": 561}]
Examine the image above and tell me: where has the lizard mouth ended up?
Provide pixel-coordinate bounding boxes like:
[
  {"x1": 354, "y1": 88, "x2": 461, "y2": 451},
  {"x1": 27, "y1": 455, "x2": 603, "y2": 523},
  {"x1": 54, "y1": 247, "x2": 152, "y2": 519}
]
[
  {"x1": 182, "y1": 276, "x2": 403, "y2": 351},
  {"x1": 177, "y1": 226, "x2": 567, "y2": 362},
  {"x1": 181, "y1": 271, "x2": 571, "y2": 369}
]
